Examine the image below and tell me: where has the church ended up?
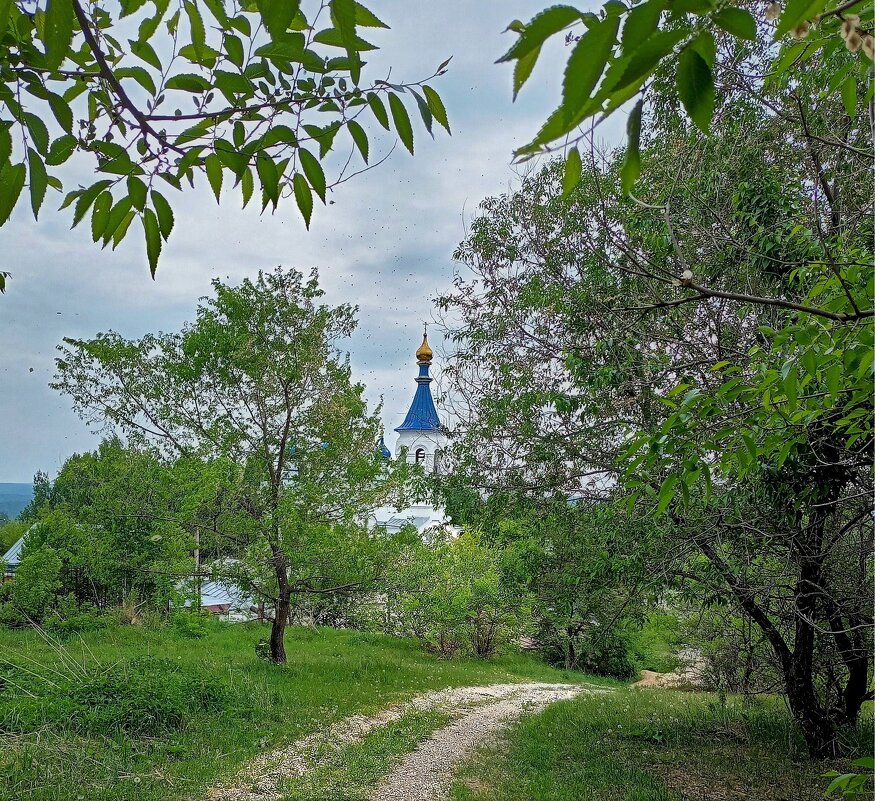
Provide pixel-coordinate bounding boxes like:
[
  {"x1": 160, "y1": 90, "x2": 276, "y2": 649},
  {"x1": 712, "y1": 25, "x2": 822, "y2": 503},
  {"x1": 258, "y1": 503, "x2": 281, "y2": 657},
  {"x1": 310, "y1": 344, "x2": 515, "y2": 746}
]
[{"x1": 370, "y1": 331, "x2": 456, "y2": 536}]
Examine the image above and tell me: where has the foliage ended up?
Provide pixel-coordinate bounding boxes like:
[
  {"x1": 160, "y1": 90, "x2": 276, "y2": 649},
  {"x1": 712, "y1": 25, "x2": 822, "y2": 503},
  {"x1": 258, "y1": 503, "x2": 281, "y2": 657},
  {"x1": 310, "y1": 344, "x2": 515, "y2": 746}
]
[
  {"x1": 1, "y1": 653, "x2": 228, "y2": 736},
  {"x1": 7, "y1": 544, "x2": 62, "y2": 621},
  {"x1": 0, "y1": 0, "x2": 450, "y2": 276},
  {"x1": 387, "y1": 529, "x2": 531, "y2": 659},
  {"x1": 440, "y1": 16, "x2": 873, "y2": 754},
  {"x1": 52, "y1": 267, "x2": 413, "y2": 662},
  {"x1": 824, "y1": 757, "x2": 874, "y2": 800},
  {"x1": 499, "y1": 0, "x2": 873, "y2": 195}
]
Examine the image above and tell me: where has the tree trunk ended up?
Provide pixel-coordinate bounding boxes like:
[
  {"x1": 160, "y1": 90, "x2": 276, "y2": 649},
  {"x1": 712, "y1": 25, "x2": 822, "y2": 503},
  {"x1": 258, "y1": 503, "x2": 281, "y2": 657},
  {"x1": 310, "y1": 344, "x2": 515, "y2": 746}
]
[{"x1": 270, "y1": 548, "x2": 290, "y2": 664}]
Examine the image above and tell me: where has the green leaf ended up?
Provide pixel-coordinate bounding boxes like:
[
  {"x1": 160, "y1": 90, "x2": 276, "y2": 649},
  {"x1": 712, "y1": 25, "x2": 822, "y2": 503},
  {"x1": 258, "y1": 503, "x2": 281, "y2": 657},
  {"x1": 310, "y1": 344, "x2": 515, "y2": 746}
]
[
  {"x1": 151, "y1": 190, "x2": 174, "y2": 240},
  {"x1": 205, "y1": 153, "x2": 223, "y2": 202},
  {"x1": 620, "y1": 98, "x2": 643, "y2": 193},
  {"x1": 127, "y1": 175, "x2": 148, "y2": 211},
  {"x1": 47, "y1": 91, "x2": 74, "y2": 132},
  {"x1": 112, "y1": 209, "x2": 137, "y2": 249},
  {"x1": 45, "y1": 134, "x2": 76, "y2": 166},
  {"x1": 560, "y1": 15, "x2": 619, "y2": 125},
  {"x1": 24, "y1": 113, "x2": 50, "y2": 156},
  {"x1": 254, "y1": 35, "x2": 305, "y2": 60},
  {"x1": 0, "y1": 122, "x2": 11, "y2": 166},
  {"x1": 712, "y1": 7, "x2": 756, "y2": 40},
  {"x1": 43, "y1": 0, "x2": 75, "y2": 70},
  {"x1": 298, "y1": 149, "x2": 326, "y2": 203},
  {"x1": 183, "y1": 0, "x2": 205, "y2": 59},
  {"x1": 388, "y1": 93, "x2": 414, "y2": 154},
  {"x1": 347, "y1": 119, "x2": 369, "y2": 163},
  {"x1": 130, "y1": 39, "x2": 162, "y2": 70},
  {"x1": 676, "y1": 46, "x2": 714, "y2": 133},
  {"x1": 656, "y1": 474, "x2": 678, "y2": 515},
  {"x1": 293, "y1": 172, "x2": 312, "y2": 228},
  {"x1": 27, "y1": 149, "x2": 48, "y2": 220},
  {"x1": 331, "y1": 0, "x2": 359, "y2": 80},
  {"x1": 90, "y1": 190, "x2": 112, "y2": 242},
  {"x1": 224, "y1": 33, "x2": 244, "y2": 67},
  {"x1": 260, "y1": 0, "x2": 302, "y2": 40},
  {"x1": 165, "y1": 73, "x2": 211, "y2": 92},
  {"x1": 143, "y1": 207, "x2": 162, "y2": 278},
  {"x1": 240, "y1": 167, "x2": 254, "y2": 207},
  {"x1": 0, "y1": 162, "x2": 26, "y2": 225},
  {"x1": 497, "y1": 6, "x2": 582, "y2": 64},
  {"x1": 774, "y1": 0, "x2": 825, "y2": 39},
  {"x1": 690, "y1": 30, "x2": 716, "y2": 67},
  {"x1": 101, "y1": 196, "x2": 134, "y2": 246},
  {"x1": 0, "y1": 0, "x2": 13, "y2": 36},
  {"x1": 367, "y1": 92, "x2": 390, "y2": 129},
  {"x1": 71, "y1": 180, "x2": 112, "y2": 227},
  {"x1": 621, "y1": 0, "x2": 663, "y2": 52},
  {"x1": 562, "y1": 146, "x2": 581, "y2": 197},
  {"x1": 354, "y1": 1, "x2": 388, "y2": 28},
  {"x1": 512, "y1": 45, "x2": 541, "y2": 99},
  {"x1": 256, "y1": 153, "x2": 279, "y2": 207},
  {"x1": 841, "y1": 76, "x2": 857, "y2": 118},
  {"x1": 116, "y1": 66, "x2": 158, "y2": 96},
  {"x1": 423, "y1": 85, "x2": 450, "y2": 133}
]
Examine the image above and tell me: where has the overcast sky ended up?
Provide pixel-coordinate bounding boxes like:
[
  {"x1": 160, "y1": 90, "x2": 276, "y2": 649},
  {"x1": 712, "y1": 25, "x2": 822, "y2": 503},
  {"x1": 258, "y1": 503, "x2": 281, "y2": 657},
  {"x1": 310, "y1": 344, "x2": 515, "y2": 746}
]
[{"x1": 0, "y1": 1, "x2": 624, "y2": 483}]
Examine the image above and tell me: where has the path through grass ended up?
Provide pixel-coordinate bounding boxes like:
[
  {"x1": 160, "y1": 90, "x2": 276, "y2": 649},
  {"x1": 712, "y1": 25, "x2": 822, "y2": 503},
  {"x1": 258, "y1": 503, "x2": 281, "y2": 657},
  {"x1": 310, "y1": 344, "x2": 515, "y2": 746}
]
[
  {"x1": 0, "y1": 621, "x2": 588, "y2": 801},
  {"x1": 450, "y1": 688, "x2": 874, "y2": 801}
]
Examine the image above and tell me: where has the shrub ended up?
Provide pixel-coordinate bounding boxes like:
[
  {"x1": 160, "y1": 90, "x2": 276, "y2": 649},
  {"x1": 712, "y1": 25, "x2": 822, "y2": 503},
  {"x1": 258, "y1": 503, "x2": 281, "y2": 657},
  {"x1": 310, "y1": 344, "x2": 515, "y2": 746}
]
[
  {"x1": 170, "y1": 610, "x2": 208, "y2": 639},
  {"x1": 387, "y1": 530, "x2": 530, "y2": 659},
  {"x1": 0, "y1": 655, "x2": 229, "y2": 736},
  {"x1": 43, "y1": 596, "x2": 107, "y2": 637}
]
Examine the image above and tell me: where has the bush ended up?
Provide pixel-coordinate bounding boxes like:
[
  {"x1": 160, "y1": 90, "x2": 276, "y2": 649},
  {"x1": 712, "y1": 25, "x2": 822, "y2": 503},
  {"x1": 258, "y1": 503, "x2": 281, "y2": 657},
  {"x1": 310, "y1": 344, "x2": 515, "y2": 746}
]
[
  {"x1": 386, "y1": 530, "x2": 531, "y2": 659},
  {"x1": 43, "y1": 596, "x2": 107, "y2": 637},
  {"x1": 170, "y1": 610, "x2": 209, "y2": 639},
  {"x1": 0, "y1": 655, "x2": 229, "y2": 736}
]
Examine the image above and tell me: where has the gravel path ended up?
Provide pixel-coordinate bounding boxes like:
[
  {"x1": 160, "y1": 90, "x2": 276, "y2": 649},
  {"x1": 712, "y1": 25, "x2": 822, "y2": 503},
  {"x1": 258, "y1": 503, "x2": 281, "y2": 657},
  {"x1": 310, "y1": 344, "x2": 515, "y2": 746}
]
[
  {"x1": 205, "y1": 682, "x2": 592, "y2": 801},
  {"x1": 368, "y1": 683, "x2": 585, "y2": 801}
]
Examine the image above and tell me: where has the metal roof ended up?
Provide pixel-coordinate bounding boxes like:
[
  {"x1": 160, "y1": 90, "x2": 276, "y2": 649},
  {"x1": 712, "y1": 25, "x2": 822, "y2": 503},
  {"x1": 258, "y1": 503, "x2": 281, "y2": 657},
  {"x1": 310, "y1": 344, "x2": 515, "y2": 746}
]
[
  {"x1": 396, "y1": 364, "x2": 441, "y2": 432},
  {"x1": 2, "y1": 535, "x2": 26, "y2": 567}
]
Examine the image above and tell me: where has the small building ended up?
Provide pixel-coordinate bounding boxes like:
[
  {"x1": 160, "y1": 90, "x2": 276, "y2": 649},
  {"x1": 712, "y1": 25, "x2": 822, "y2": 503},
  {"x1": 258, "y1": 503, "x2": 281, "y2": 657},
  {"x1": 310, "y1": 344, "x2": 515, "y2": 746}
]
[{"x1": 2, "y1": 535, "x2": 25, "y2": 582}]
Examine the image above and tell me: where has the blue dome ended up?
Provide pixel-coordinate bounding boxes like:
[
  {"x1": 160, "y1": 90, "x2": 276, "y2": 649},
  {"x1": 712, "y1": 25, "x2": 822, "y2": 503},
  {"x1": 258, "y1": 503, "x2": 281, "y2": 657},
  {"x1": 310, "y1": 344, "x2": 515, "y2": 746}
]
[
  {"x1": 395, "y1": 362, "x2": 441, "y2": 432},
  {"x1": 378, "y1": 436, "x2": 391, "y2": 459}
]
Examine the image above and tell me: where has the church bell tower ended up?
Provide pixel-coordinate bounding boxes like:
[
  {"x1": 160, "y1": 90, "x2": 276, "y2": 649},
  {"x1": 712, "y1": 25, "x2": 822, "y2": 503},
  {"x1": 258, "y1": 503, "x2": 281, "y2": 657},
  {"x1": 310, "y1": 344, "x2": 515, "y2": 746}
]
[{"x1": 394, "y1": 328, "x2": 446, "y2": 473}]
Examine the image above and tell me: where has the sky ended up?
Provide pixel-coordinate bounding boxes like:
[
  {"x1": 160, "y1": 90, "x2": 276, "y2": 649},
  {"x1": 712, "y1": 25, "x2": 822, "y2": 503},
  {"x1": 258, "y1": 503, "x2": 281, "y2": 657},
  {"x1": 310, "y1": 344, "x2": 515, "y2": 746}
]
[{"x1": 0, "y1": 1, "x2": 624, "y2": 483}]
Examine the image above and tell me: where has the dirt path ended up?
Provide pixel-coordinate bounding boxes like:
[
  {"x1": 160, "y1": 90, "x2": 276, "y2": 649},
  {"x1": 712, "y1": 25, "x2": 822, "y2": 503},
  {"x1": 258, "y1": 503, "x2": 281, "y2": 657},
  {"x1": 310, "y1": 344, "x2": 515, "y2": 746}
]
[
  {"x1": 368, "y1": 683, "x2": 587, "y2": 801},
  {"x1": 205, "y1": 682, "x2": 594, "y2": 801}
]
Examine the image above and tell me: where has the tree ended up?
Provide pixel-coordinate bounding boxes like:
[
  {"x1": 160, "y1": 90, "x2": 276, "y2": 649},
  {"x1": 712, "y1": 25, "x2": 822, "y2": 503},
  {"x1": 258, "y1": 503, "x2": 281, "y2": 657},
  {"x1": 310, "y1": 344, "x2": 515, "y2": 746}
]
[
  {"x1": 439, "y1": 42, "x2": 872, "y2": 755},
  {"x1": 52, "y1": 266, "x2": 409, "y2": 662},
  {"x1": 387, "y1": 528, "x2": 530, "y2": 659},
  {"x1": 499, "y1": 0, "x2": 872, "y2": 193},
  {"x1": 0, "y1": 1, "x2": 450, "y2": 279}
]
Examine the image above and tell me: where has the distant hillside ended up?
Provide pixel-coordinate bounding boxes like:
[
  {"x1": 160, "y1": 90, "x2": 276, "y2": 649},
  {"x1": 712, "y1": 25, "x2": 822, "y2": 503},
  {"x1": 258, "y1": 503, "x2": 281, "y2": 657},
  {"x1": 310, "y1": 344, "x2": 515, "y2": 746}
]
[{"x1": 0, "y1": 484, "x2": 34, "y2": 519}]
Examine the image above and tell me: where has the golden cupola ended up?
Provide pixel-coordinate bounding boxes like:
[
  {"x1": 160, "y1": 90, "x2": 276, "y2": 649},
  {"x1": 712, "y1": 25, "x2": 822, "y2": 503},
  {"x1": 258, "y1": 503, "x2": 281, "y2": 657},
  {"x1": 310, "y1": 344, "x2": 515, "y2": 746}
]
[{"x1": 415, "y1": 332, "x2": 433, "y2": 364}]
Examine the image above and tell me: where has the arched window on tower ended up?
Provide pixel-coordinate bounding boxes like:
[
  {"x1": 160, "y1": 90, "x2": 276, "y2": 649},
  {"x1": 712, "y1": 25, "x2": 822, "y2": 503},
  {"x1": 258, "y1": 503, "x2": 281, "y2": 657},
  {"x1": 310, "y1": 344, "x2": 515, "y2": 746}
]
[{"x1": 414, "y1": 448, "x2": 426, "y2": 465}]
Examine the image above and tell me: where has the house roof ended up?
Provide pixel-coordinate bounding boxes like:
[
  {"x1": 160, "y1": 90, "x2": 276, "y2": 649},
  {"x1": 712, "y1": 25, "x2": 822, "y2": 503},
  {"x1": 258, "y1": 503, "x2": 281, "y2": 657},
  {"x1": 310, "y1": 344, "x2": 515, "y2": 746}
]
[{"x1": 2, "y1": 535, "x2": 25, "y2": 567}]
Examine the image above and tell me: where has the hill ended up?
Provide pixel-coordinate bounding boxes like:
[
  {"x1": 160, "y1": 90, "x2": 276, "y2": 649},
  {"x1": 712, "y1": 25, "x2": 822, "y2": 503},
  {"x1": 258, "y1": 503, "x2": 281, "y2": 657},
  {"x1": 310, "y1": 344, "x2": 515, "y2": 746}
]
[{"x1": 0, "y1": 484, "x2": 33, "y2": 519}]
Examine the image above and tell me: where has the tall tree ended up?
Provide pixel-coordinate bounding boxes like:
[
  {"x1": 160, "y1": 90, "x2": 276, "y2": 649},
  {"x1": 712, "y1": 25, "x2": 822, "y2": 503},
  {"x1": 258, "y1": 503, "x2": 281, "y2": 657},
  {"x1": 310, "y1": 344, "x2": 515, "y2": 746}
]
[
  {"x1": 440, "y1": 52, "x2": 872, "y2": 753},
  {"x1": 0, "y1": 0, "x2": 450, "y2": 280},
  {"x1": 53, "y1": 266, "x2": 408, "y2": 662}
]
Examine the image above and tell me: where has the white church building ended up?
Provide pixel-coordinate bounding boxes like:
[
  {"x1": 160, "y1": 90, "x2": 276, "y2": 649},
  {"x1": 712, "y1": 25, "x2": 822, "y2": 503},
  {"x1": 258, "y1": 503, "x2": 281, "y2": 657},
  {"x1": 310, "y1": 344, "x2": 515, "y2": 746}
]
[{"x1": 371, "y1": 331, "x2": 456, "y2": 535}]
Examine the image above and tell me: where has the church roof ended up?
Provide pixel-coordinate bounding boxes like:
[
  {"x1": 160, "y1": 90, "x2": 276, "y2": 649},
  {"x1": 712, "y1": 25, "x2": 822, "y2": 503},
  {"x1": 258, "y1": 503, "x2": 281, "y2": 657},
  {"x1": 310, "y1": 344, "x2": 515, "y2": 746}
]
[
  {"x1": 397, "y1": 330, "x2": 441, "y2": 432},
  {"x1": 395, "y1": 381, "x2": 441, "y2": 431}
]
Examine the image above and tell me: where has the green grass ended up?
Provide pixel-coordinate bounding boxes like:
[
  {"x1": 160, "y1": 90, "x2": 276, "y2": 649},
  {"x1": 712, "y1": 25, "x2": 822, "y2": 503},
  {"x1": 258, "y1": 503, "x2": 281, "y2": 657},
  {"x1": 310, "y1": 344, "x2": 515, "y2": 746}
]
[
  {"x1": 279, "y1": 708, "x2": 451, "y2": 800},
  {"x1": 451, "y1": 688, "x2": 874, "y2": 801},
  {"x1": 0, "y1": 621, "x2": 585, "y2": 801}
]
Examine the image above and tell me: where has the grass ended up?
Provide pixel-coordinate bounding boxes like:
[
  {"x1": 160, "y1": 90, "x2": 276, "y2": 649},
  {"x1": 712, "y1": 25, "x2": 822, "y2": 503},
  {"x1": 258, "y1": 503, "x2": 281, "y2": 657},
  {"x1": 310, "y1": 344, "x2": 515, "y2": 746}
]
[
  {"x1": 279, "y1": 708, "x2": 451, "y2": 800},
  {"x1": 450, "y1": 688, "x2": 874, "y2": 801},
  {"x1": 0, "y1": 620, "x2": 586, "y2": 801}
]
